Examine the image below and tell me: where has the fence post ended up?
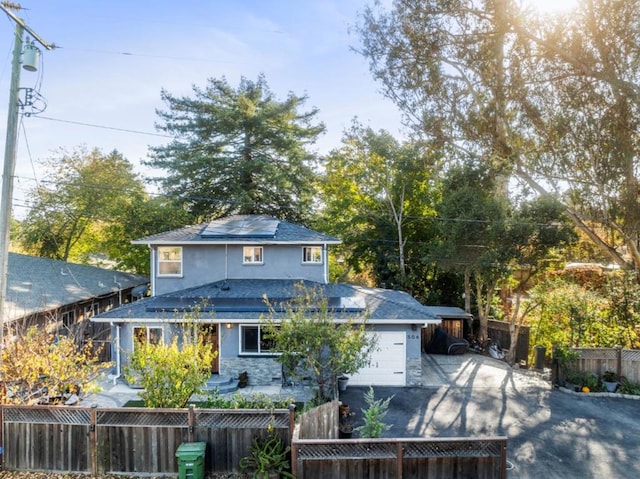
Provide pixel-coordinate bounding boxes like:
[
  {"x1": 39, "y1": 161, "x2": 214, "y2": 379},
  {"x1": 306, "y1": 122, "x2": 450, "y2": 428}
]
[
  {"x1": 501, "y1": 439, "x2": 508, "y2": 479},
  {"x1": 90, "y1": 404, "x2": 98, "y2": 477},
  {"x1": 616, "y1": 347, "x2": 623, "y2": 379},
  {"x1": 396, "y1": 441, "x2": 403, "y2": 479},
  {"x1": 288, "y1": 404, "x2": 296, "y2": 444},
  {"x1": 0, "y1": 404, "x2": 3, "y2": 470},
  {"x1": 188, "y1": 405, "x2": 195, "y2": 443}
]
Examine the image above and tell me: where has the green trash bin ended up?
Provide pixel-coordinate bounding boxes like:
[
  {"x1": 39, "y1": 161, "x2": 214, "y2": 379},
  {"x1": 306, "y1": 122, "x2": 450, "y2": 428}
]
[{"x1": 175, "y1": 442, "x2": 206, "y2": 479}]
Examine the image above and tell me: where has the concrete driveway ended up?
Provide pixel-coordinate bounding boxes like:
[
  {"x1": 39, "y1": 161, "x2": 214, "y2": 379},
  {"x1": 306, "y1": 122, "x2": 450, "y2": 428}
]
[{"x1": 339, "y1": 353, "x2": 640, "y2": 479}]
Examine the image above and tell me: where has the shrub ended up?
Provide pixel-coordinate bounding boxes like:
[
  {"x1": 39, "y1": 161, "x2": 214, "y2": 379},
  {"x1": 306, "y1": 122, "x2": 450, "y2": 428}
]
[
  {"x1": 355, "y1": 386, "x2": 394, "y2": 438},
  {"x1": 239, "y1": 432, "x2": 294, "y2": 478}
]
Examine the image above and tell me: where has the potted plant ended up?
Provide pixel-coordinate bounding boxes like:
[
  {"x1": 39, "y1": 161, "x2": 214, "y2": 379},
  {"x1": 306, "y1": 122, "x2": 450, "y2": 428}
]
[
  {"x1": 239, "y1": 433, "x2": 295, "y2": 479},
  {"x1": 238, "y1": 371, "x2": 249, "y2": 388},
  {"x1": 338, "y1": 375, "x2": 349, "y2": 392},
  {"x1": 582, "y1": 372, "x2": 604, "y2": 393},
  {"x1": 338, "y1": 412, "x2": 355, "y2": 439},
  {"x1": 565, "y1": 371, "x2": 584, "y2": 392},
  {"x1": 602, "y1": 371, "x2": 619, "y2": 392}
]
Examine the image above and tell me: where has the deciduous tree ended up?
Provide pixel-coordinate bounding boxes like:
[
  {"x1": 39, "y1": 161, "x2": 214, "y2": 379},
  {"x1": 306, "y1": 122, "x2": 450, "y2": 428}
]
[
  {"x1": 263, "y1": 285, "x2": 376, "y2": 402},
  {"x1": 319, "y1": 122, "x2": 438, "y2": 293},
  {"x1": 1, "y1": 325, "x2": 103, "y2": 405},
  {"x1": 125, "y1": 323, "x2": 216, "y2": 408}
]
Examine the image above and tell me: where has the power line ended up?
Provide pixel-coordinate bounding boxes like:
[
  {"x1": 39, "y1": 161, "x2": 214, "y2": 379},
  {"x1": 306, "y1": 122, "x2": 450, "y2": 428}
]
[
  {"x1": 32, "y1": 115, "x2": 173, "y2": 138},
  {"x1": 54, "y1": 45, "x2": 253, "y2": 65}
]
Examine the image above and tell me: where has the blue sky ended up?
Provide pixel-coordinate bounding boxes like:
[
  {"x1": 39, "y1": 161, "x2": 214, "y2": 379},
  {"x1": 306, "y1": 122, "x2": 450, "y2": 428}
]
[{"x1": 0, "y1": 0, "x2": 404, "y2": 217}]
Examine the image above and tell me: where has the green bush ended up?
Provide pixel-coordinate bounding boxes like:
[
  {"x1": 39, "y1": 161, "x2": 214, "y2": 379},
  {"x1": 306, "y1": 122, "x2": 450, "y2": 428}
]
[
  {"x1": 239, "y1": 433, "x2": 294, "y2": 478},
  {"x1": 355, "y1": 386, "x2": 394, "y2": 438},
  {"x1": 203, "y1": 390, "x2": 294, "y2": 409},
  {"x1": 618, "y1": 378, "x2": 640, "y2": 395}
]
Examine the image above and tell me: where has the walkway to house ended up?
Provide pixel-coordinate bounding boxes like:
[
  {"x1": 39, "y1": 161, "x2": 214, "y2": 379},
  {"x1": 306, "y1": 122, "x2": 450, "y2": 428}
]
[{"x1": 85, "y1": 375, "x2": 314, "y2": 408}]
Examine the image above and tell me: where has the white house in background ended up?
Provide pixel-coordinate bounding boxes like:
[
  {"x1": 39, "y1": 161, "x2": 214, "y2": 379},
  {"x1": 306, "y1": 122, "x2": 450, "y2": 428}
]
[{"x1": 92, "y1": 215, "x2": 441, "y2": 386}]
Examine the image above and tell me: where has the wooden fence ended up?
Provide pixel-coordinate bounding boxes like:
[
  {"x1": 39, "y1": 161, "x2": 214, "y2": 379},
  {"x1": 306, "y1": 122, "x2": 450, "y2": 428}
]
[
  {"x1": 0, "y1": 405, "x2": 293, "y2": 475},
  {"x1": 569, "y1": 347, "x2": 640, "y2": 383},
  {"x1": 487, "y1": 320, "x2": 530, "y2": 365},
  {"x1": 292, "y1": 399, "x2": 507, "y2": 479}
]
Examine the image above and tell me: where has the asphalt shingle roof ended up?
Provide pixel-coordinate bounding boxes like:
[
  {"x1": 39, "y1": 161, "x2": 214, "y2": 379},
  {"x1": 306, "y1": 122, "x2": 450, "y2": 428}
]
[
  {"x1": 4, "y1": 253, "x2": 149, "y2": 322},
  {"x1": 132, "y1": 215, "x2": 341, "y2": 245},
  {"x1": 93, "y1": 279, "x2": 440, "y2": 324}
]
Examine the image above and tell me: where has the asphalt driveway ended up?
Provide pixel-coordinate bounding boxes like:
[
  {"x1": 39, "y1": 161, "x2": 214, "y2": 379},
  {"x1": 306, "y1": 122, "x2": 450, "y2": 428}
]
[{"x1": 339, "y1": 353, "x2": 640, "y2": 479}]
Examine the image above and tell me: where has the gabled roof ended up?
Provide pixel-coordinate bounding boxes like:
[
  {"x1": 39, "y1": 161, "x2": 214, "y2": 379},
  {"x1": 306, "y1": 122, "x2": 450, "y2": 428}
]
[
  {"x1": 3, "y1": 253, "x2": 149, "y2": 322},
  {"x1": 93, "y1": 279, "x2": 440, "y2": 324},
  {"x1": 132, "y1": 215, "x2": 341, "y2": 245}
]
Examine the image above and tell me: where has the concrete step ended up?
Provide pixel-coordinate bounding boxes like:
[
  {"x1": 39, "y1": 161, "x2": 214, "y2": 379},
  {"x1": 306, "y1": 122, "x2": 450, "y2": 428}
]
[{"x1": 202, "y1": 375, "x2": 239, "y2": 394}]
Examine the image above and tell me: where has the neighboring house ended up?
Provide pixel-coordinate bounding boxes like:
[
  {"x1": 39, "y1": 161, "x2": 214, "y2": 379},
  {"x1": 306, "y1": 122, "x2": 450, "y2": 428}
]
[
  {"x1": 3, "y1": 252, "x2": 149, "y2": 358},
  {"x1": 92, "y1": 215, "x2": 441, "y2": 386}
]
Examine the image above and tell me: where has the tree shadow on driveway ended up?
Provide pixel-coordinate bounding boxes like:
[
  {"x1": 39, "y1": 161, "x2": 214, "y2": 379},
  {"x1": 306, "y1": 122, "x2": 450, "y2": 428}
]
[{"x1": 339, "y1": 356, "x2": 640, "y2": 478}]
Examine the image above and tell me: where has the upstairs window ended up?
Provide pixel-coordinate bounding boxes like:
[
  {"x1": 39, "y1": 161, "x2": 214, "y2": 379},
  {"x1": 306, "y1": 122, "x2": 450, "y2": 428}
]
[
  {"x1": 243, "y1": 246, "x2": 263, "y2": 264},
  {"x1": 302, "y1": 246, "x2": 322, "y2": 264},
  {"x1": 158, "y1": 246, "x2": 182, "y2": 276}
]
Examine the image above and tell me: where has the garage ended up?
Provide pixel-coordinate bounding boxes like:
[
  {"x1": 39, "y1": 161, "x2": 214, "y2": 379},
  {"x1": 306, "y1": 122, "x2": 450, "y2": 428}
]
[{"x1": 349, "y1": 331, "x2": 406, "y2": 386}]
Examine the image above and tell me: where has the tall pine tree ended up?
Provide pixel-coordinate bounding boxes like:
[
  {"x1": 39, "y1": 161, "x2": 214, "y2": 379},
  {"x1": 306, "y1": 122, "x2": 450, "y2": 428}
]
[{"x1": 147, "y1": 74, "x2": 325, "y2": 223}]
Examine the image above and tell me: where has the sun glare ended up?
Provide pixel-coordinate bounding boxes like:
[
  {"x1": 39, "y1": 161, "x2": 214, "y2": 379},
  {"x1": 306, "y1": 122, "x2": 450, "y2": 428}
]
[{"x1": 522, "y1": 0, "x2": 580, "y2": 14}]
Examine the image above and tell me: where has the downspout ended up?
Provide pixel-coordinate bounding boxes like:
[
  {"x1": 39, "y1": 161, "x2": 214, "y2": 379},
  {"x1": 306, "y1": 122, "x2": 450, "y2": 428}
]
[
  {"x1": 323, "y1": 244, "x2": 328, "y2": 284},
  {"x1": 150, "y1": 246, "x2": 156, "y2": 296},
  {"x1": 109, "y1": 322, "x2": 121, "y2": 385},
  {"x1": 225, "y1": 244, "x2": 228, "y2": 280}
]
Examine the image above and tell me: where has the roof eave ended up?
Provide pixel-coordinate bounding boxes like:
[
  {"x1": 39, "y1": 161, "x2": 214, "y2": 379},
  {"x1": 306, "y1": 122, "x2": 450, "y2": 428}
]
[{"x1": 132, "y1": 240, "x2": 342, "y2": 246}]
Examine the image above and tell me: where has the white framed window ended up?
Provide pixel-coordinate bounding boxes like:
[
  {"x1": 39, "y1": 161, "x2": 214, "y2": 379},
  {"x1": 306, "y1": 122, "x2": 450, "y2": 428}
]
[
  {"x1": 105, "y1": 298, "x2": 115, "y2": 312},
  {"x1": 158, "y1": 246, "x2": 182, "y2": 276},
  {"x1": 243, "y1": 246, "x2": 263, "y2": 264},
  {"x1": 239, "y1": 325, "x2": 276, "y2": 354},
  {"x1": 133, "y1": 327, "x2": 163, "y2": 347},
  {"x1": 61, "y1": 310, "x2": 76, "y2": 329},
  {"x1": 84, "y1": 303, "x2": 99, "y2": 319},
  {"x1": 302, "y1": 246, "x2": 322, "y2": 264}
]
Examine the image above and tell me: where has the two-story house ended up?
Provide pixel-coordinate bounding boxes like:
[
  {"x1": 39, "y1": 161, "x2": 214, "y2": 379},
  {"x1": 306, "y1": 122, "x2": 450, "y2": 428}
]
[{"x1": 92, "y1": 215, "x2": 440, "y2": 387}]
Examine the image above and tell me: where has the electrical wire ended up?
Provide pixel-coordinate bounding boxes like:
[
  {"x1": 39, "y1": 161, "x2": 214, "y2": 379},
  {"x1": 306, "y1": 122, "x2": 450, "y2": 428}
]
[
  {"x1": 54, "y1": 45, "x2": 252, "y2": 65},
  {"x1": 32, "y1": 115, "x2": 173, "y2": 138}
]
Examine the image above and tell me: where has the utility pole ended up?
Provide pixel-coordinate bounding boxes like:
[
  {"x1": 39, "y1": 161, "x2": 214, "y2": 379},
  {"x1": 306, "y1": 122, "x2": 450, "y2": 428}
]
[{"x1": 0, "y1": 3, "x2": 53, "y2": 349}]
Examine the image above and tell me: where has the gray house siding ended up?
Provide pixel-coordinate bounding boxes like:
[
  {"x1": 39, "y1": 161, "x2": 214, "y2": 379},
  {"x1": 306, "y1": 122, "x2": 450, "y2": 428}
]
[
  {"x1": 153, "y1": 244, "x2": 326, "y2": 296},
  {"x1": 94, "y1": 216, "x2": 442, "y2": 389}
]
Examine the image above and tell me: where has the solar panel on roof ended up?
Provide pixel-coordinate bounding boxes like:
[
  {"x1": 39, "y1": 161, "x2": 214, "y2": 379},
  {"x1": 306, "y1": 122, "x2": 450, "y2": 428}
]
[
  {"x1": 146, "y1": 296, "x2": 366, "y2": 313},
  {"x1": 201, "y1": 216, "x2": 279, "y2": 238}
]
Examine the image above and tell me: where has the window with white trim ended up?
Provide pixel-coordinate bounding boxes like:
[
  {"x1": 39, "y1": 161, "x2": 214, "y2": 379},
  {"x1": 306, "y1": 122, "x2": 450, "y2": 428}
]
[
  {"x1": 302, "y1": 246, "x2": 322, "y2": 264},
  {"x1": 133, "y1": 327, "x2": 163, "y2": 346},
  {"x1": 61, "y1": 310, "x2": 76, "y2": 329},
  {"x1": 243, "y1": 246, "x2": 263, "y2": 264},
  {"x1": 158, "y1": 246, "x2": 182, "y2": 276},
  {"x1": 240, "y1": 325, "x2": 276, "y2": 354},
  {"x1": 84, "y1": 303, "x2": 99, "y2": 319}
]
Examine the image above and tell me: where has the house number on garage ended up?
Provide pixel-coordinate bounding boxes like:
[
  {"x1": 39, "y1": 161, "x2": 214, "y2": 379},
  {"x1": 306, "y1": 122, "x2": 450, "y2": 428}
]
[{"x1": 408, "y1": 334, "x2": 420, "y2": 340}]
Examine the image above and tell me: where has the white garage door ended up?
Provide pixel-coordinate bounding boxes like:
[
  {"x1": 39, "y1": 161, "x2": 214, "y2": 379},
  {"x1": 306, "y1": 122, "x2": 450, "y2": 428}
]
[{"x1": 349, "y1": 331, "x2": 406, "y2": 386}]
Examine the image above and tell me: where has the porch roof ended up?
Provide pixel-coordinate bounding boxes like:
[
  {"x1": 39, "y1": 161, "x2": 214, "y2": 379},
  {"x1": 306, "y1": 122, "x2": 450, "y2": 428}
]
[{"x1": 92, "y1": 279, "x2": 440, "y2": 325}]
